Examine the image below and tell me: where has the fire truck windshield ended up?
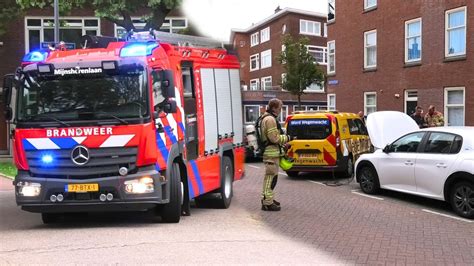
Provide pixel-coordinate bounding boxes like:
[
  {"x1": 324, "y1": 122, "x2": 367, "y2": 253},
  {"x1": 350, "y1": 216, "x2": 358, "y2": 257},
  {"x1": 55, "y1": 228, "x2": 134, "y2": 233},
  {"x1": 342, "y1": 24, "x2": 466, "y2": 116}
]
[{"x1": 16, "y1": 70, "x2": 149, "y2": 126}]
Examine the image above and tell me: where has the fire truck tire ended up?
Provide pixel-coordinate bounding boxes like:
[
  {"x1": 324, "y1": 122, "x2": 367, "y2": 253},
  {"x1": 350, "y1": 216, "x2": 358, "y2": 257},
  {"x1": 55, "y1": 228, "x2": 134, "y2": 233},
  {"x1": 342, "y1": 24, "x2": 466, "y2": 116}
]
[
  {"x1": 217, "y1": 156, "x2": 233, "y2": 209},
  {"x1": 161, "y1": 162, "x2": 182, "y2": 223},
  {"x1": 41, "y1": 213, "x2": 61, "y2": 224}
]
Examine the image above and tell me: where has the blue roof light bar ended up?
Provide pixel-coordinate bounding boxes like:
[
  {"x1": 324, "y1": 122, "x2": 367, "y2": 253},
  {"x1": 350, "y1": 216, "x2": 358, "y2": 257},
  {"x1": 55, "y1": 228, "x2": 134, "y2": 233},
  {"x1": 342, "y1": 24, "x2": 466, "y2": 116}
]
[{"x1": 120, "y1": 42, "x2": 159, "y2": 57}]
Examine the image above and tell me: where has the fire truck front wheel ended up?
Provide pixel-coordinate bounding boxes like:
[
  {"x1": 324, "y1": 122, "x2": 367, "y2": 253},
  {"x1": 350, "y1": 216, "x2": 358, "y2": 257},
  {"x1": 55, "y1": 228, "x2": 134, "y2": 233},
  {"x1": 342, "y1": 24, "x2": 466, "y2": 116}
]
[
  {"x1": 218, "y1": 156, "x2": 234, "y2": 209},
  {"x1": 160, "y1": 162, "x2": 182, "y2": 223}
]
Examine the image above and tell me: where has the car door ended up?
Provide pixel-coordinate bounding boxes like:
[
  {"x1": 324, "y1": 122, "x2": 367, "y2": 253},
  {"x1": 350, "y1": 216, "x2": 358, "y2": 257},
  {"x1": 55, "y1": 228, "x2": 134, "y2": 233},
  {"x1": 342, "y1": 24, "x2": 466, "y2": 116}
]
[
  {"x1": 415, "y1": 132, "x2": 462, "y2": 198},
  {"x1": 377, "y1": 132, "x2": 426, "y2": 192}
]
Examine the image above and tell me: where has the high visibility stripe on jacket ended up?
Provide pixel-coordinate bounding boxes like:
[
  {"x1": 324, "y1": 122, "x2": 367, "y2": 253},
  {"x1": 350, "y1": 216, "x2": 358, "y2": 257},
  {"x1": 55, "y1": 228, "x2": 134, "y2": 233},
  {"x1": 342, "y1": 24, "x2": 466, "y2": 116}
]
[{"x1": 261, "y1": 112, "x2": 289, "y2": 158}]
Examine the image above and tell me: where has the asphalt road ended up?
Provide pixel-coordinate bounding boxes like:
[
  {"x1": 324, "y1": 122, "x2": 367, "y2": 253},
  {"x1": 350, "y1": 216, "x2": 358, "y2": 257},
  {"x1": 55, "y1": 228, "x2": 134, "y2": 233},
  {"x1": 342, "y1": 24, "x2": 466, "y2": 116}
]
[{"x1": 0, "y1": 163, "x2": 473, "y2": 265}]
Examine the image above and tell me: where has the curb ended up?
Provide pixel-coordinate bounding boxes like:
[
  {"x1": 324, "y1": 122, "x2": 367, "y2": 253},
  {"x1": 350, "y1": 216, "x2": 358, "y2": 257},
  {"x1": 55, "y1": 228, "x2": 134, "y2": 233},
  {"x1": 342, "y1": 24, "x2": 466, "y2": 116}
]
[{"x1": 0, "y1": 174, "x2": 14, "y2": 180}]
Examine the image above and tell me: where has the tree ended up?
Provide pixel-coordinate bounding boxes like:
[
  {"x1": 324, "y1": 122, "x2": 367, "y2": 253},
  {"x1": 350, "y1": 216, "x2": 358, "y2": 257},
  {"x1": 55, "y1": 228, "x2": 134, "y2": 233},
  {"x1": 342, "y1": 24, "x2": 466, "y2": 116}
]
[
  {"x1": 278, "y1": 35, "x2": 325, "y2": 108},
  {"x1": 0, "y1": 0, "x2": 22, "y2": 36},
  {"x1": 12, "y1": 0, "x2": 182, "y2": 33}
]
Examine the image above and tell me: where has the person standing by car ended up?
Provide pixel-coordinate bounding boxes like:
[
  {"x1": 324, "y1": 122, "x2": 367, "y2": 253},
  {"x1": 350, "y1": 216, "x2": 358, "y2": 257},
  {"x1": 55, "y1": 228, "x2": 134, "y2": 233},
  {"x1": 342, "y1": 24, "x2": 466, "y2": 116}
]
[
  {"x1": 259, "y1": 98, "x2": 290, "y2": 211},
  {"x1": 411, "y1": 106, "x2": 426, "y2": 128},
  {"x1": 425, "y1": 105, "x2": 444, "y2": 127}
]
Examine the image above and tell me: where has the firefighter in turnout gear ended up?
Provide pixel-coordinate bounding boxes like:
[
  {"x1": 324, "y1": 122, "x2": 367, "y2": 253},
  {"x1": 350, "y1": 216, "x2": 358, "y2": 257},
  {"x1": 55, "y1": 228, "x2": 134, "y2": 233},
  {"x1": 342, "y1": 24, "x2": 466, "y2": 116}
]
[{"x1": 260, "y1": 98, "x2": 290, "y2": 211}]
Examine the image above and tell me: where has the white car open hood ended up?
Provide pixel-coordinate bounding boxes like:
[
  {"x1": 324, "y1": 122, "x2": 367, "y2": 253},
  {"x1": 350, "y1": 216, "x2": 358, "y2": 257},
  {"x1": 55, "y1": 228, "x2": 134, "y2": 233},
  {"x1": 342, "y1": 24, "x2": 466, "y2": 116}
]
[{"x1": 366, "y1": 111, "x2": 420, "y2": 149}]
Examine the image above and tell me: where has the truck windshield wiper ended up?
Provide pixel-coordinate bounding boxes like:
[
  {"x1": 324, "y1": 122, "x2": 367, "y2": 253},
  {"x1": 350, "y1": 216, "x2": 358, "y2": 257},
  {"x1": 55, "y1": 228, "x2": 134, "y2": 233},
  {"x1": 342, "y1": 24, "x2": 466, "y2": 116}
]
[
  {"x1": 80, "y1": 111, "x2": 129, "y2": 125},
  {"x1": 29, "y1": 114, "x2": 71, "y2": 127}
]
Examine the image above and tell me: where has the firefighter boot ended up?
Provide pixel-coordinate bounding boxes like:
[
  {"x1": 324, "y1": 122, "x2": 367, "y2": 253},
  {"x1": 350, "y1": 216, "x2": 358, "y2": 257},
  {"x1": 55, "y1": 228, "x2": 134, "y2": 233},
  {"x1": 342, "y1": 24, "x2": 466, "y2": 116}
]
[{"x1": 261, "y1": 202, "x2": 281, "y2": 211}]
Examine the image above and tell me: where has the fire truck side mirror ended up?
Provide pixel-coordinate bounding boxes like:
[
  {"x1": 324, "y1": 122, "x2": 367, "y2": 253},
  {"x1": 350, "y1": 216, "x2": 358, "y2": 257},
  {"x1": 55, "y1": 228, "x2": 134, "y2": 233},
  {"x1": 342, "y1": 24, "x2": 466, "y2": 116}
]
[
  {"x1": 2, "y1": 74, "x2": 14, "y2": 106},
  {"x1": 4, "y1": 107, "x2": 12, "y2": 121},
  {"x1": 161, "y1": 70, "x2": 175, "y2": 98}
]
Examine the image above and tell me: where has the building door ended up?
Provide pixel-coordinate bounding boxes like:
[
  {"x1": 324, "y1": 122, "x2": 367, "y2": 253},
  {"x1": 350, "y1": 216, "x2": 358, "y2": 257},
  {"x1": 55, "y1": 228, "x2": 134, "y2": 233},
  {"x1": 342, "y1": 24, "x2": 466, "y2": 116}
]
[{"x1": 405, "y1": 90, "x2": 418, "y2": 115}]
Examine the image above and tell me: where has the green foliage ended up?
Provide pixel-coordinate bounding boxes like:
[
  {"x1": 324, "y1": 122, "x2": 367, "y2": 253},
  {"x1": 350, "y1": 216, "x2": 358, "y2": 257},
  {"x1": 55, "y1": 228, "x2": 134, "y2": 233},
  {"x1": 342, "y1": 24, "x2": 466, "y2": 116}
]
[
  {"x1": 0, "y1": 162, "x2": 17, "y2": 178},
  {"x1": 0, "y1": 1, "x2": 22, "y2": 36},
  {"x1": 0, "y1": 0, "x2": 182, "y2": 37},
  {"x1": 279, "y1": 35, "x2": 325, "y2": 107}
]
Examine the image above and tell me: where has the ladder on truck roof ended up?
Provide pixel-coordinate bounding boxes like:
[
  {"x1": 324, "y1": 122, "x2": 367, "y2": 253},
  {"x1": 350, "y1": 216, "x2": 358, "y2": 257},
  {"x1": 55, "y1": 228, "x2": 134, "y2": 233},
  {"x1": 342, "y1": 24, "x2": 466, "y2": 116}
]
[{"x1": 80, "y1": 30, "x2": 225, "y2": 50}]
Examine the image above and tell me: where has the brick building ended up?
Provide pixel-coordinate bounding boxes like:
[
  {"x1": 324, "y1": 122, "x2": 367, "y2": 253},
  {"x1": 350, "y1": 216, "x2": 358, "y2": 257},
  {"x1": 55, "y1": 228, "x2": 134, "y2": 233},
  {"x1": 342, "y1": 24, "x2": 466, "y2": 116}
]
[
  {"x1": 230, "y1": 7, "x2": 328, "y2": 126},
  {"x1": 0, "y1": 8, "x2": 192, "y2": 156},
  {"x1": 326, "y1": 0, "x2": 473, "y2": 126}
]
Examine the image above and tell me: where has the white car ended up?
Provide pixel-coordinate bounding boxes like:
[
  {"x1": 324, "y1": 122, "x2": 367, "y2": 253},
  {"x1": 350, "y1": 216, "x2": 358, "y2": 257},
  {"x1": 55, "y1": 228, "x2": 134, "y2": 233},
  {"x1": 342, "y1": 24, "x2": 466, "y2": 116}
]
[{"x1": 355, "y1": 111, "x2": 474, "y2": 219}]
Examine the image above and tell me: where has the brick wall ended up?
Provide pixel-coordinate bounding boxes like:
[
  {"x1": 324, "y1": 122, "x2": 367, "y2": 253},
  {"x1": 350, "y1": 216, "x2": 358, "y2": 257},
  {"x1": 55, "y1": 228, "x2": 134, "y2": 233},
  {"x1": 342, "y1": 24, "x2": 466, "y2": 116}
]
[{"x1": 327, "y1": 0, "x2": 473, "y2": 125}]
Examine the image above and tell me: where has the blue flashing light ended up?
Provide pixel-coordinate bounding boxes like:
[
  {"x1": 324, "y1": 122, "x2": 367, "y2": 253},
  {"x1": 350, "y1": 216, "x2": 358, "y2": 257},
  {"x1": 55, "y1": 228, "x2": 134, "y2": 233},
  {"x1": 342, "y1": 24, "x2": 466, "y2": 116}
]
[
  {"x1": 41, "y1": 154, "x2": 54, "y2": 164},
  {"x1": 22, "y1": 50, "x2": 48, "y2": 63},
  {"x1": 120, "y1": 43, "x2": 158, "y2": 57}
]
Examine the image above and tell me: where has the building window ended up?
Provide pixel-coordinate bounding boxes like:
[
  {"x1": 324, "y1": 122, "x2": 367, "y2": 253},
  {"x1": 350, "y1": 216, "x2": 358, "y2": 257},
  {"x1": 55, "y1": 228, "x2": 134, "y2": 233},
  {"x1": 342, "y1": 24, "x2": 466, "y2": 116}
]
[
  {"x1": 261, "y1": 76, "x2": 272, "y2": 90},
  {"x1": 444, "y1": 87, "x2": 465, "y2": 126},
  {"x1": 305, "y1": 82, "x2": 324, "y2": 93},
  {"x1": 405, "y1": 18, "x2": 422, "y2": 62},
  {"x1": 260, "y1": 27, "x2": 270, "y2": 43},
  {"x1": 328, "y1": 94, "x2": 336, "y2": 111},
  {"x1": 324, "y1": 23, "x2": 327, "y2": 37},
  {"x1": 445, "y1": 6, "x2": 466, "y2": 57},
  {"x1": 244, "y1": 105, "x2": 260, "y2": 124},
  {"x1": 404, "y1": 90, "x2": 418, "y2": 115},
  {"x1": 364, "y1": 92, "x2": 377, "y2": 115},
  {"x1": 293, "y1": 105, "x2": 327, "y2": 112},
  {"x1": 328, "y1": 41, "x2": 336, "y2": 74},
  {"x1": 280, "y1": 105, "x2": 288, "y2": 123},
  {"x1": 261, "y1": 49, "x2": 272, "y2": 69},
  {"x1": 251, "y1": 32, "x2": 259, "y2": 47},
  {"x1": 282, "y1": 24, "x2": 287, "y2": 34},
  {"x1": 328, "y1": 0, "x2": 335, "y2": 22},
  {"x1": 364, "y1": 0, "x2": 377, "y2": 10},
  {"x1": 364, "y1": 30, "x2": 377, "y2": 69},
  {"x1": 250, "y1": 54, "x2": 260, "y2": 71},
  {"x1": 25, "y1": 17, "x2": 100, "y2": 52},
  {"x1": 115, "y1": 17, "x2": 187, "y2": 38},
  {"x1": 300, "y1": 19, "x2": 321, "y2": 36},
  {"x1": 307, "y1": 45, "x2": 327, "y2": 65},
  {"x1": 250, "y1": 79, "x2": 260, "y2": 91}
]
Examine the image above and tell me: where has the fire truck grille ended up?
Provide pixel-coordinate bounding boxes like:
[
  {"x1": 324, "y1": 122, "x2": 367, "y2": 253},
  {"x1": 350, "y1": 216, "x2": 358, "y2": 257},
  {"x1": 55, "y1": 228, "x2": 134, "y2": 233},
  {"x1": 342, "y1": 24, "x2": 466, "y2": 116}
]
[{"x1": 26, "y1": 147, "x2": 138, "y2": 179}]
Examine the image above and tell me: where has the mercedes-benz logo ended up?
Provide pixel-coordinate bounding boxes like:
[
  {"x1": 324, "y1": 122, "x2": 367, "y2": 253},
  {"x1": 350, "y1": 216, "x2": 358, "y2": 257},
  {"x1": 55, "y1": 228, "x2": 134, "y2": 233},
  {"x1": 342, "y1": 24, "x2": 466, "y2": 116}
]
[{"x1": 71, "y1": 145, "x2": 90, "y2": 166}]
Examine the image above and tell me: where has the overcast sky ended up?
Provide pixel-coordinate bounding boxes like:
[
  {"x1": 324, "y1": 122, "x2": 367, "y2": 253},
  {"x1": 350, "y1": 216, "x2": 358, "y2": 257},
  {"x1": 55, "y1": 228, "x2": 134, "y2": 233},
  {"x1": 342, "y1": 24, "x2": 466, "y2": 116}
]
[{"x1": 182, "y1": 0, "x2": 328, "y2": 41}]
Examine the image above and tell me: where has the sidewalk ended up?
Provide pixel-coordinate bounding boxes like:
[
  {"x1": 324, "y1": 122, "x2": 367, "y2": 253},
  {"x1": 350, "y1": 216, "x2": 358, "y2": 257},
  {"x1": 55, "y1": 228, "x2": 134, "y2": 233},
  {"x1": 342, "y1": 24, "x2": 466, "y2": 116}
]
[{"x1": 0, "y1": 176, "x2": 14, "y2": 191}]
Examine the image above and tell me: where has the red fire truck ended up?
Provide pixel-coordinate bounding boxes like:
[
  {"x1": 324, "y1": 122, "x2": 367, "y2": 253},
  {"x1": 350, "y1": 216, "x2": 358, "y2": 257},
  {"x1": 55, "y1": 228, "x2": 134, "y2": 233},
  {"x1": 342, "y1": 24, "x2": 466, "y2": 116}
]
[{"x1": 2, "y1": 31, "x2": 245, "y2": 224}]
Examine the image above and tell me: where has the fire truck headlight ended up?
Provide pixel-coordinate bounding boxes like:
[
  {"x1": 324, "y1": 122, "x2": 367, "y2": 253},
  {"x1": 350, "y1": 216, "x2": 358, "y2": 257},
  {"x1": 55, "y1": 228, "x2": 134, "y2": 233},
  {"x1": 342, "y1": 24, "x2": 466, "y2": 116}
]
[
  {"x1": 17, "y1": 182, "x2": 41, "y2": 197},
  {"x1": 41, "y1": 154, "x2": 54, "y2": 164},
  {"x1": 124, "y1": 177, "x2": 154, "y2": 194},
  {"x1": 37, "y1": 64, "x2": 53, "y2": 74}
]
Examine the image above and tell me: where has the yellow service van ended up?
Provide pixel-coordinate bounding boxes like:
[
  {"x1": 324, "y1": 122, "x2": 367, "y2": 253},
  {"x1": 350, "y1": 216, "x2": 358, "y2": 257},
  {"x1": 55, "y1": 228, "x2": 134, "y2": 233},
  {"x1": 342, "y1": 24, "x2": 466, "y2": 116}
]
[{"x1": 285, "y1": 111, "x2": 371, "y2": 177}]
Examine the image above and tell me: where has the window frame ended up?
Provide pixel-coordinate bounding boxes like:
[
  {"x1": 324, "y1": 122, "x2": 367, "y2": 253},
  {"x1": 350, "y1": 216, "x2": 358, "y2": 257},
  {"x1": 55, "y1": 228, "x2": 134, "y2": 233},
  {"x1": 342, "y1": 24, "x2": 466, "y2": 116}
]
[
  {"x1": 328, "y1": 0, "x2": 336, "y2": 23},
  {"x1": 445, "y1": 6, "x2": 467, "y2": 57},
  {"x1": 299, "y1": 19, "x2": 321, "y2": 36},
  {"x1": 261, "y1": 76, "x2": 272, "y2": 90},
  {"x1": 444, "y1": 87, "x2": 465, "y2": 126},
  {"x1": 114, "y1": 17, "x2": 187, "y2": 38},
  {"x1": 250, "y1": 79, "x2": 260, "y2": 91},
  {"x1": 260, "y1": 27, "x2": 270, "y2": 43},
  {"x1": 327, "y1": 94, "x2": 336, "y2": 111},
  {"x1": 388, "y1": 132, "x2": 425, "y2": 153},
  {"x1": 250, "y1": 53, "x2": 260, "y2": 71},
  {"x1": 260, "y1": 49, "x2": 272, "y2": 69},
  {"x1": 307, "y1": 45, "x2": 328, "y2": 65},
  {"x1": 364, "y1": 92, "x2": 377, "y2": 115},
  {"x1": 244, "y1": 105, "x2": 261, "y2": 124},
  {"x1": 327, "y1": 40, "x2": 336, "y2": 74},
  {"x1": 405, "y1": 18, "x2": 422, "y2": 63},
  {"x1": 280, "y1": 105, "x2": 288, "y2": 123},
  {"x1": 423, "y1": 132, "x2": 462, "y2": 154},
  {"x1": 250, "y1": 32, "x2": 259, "y2": 47},
  {"x1": 364, "y1": 30, "x2": 377, "y2": 69},
  {"x1": 364, "y1": 0, "x2": 377, "y2": 10},
  {"x1": 25, "y1": 16, "x2": 101, "y2": 53}
]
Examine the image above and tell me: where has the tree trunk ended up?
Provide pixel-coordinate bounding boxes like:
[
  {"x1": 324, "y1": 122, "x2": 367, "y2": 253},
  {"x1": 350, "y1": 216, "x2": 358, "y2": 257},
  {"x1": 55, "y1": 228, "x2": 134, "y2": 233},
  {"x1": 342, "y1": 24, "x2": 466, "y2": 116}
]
[
  {"x1": 144, "y1": 3, "x2": 171, "y2": 31},
  {"x1": 297, "y1": 94, "x2": 302, "y2": 109}
]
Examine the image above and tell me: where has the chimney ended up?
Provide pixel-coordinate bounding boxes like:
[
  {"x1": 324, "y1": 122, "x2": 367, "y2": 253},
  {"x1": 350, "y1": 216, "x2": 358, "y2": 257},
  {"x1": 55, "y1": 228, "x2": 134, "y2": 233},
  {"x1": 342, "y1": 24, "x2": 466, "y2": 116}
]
[{"x1": 275, "y1": 5, "x2": 282, "y2": 13}]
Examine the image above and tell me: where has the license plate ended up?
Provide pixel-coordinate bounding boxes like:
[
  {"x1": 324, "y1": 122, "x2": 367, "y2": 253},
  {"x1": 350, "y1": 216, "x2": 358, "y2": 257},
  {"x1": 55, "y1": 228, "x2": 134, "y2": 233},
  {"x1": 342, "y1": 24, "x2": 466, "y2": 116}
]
[
  {"x1": 66, "y1": 183, "x2": 99, "y2": 193},
  {"x1": 298, "y1": 153, "x2": 319, "y2": 158}
]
